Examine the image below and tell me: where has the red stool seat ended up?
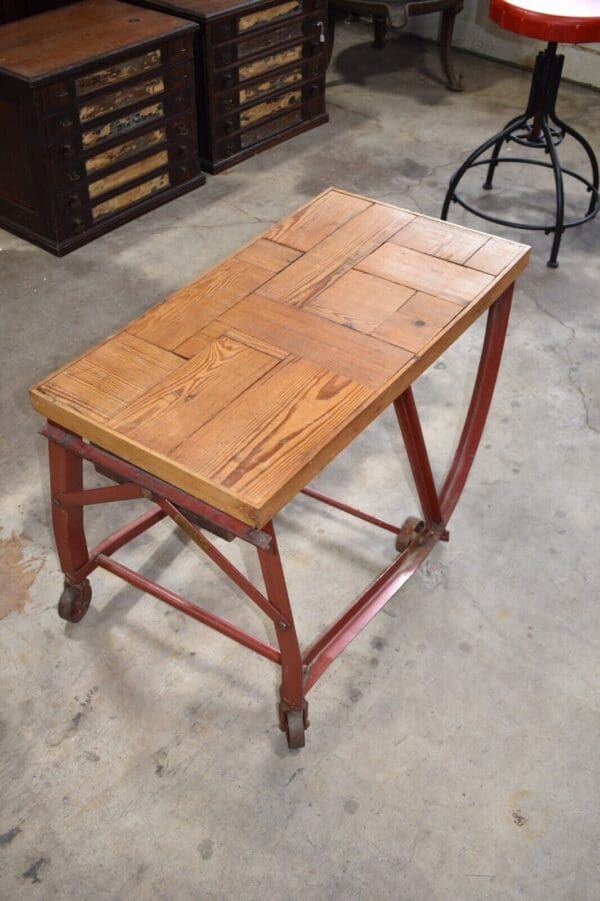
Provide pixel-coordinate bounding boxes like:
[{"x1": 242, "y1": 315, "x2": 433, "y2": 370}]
[{"x1": 490, "y1": 0, "x2": 600, "y2": 43}]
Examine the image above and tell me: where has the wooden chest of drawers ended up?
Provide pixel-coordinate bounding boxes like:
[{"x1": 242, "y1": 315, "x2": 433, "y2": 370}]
[
  {"x1": 0, "y1": 0, "x2": 206, "y2": 254},
  {"x1": 130, "y1": 0, "x2": 328, "y2": 172}
]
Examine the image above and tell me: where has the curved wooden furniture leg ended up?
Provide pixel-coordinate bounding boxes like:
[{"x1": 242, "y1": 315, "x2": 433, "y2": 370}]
[
  {"x1": 373, "y1": 15, "x2": 387, "y2": 48},
  {"x1": 440, "y1": 285, "x2": 514, "y2": 523},
  {"x1": 439, "y1": 3, "x2": 463, "y2": 92},
  {"x1": 257, "y1": 522, "x2": 307, "y2": 748},
  {"x1": 326, "y1": 9, "x2": 337, "y2": 67}
]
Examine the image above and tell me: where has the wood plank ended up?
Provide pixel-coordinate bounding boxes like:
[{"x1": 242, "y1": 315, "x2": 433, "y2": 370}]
[
  {"x1": 172, "y1": 357, "x2": 374, "y2": 523},
  {"x1": 128, "y1": 258, "x2": 273, "y2": 351},
  {"x1": 262, "y1": 189, "x2": 372, "y2": 252},
  {"x1": 35, "y1": 333, "x2": 182, "y2": 421},
  {"x1": 259, "y1": 205, "x2": 415, "y2": 307},
  {"x1": 108, "y1": 337, "x2": 279, "y2": 455},
  {"x1": 356, "y1": 243, "x2": 493, "y2": 305},
  {"x1": 465, "y1": 236, "x2": 523, "y2": 275},
  {"x1": 175, "y1": 321, "x2": 228, "y2": 358},
  {"x1": 372, "y1": 311, "x2": 441, "y2": 353},
  {"x1": 306, "y1": 269, "x2": 414, "y2": 334},
  {"x1": 236, "y1": 238, "x2": 302, "y2": 273},
  {"x1": 389, "y1": 216, "x2": 489, "y2": 264},
  {"x1": 219, "y1": 295, "x2": 413, "y2": 389},
  {"x1": 223, "y1": 329, "x2": 288, "y2": 360},
  {"x1": 396, "y1": 291, "x2": 463, "y2": 328}
]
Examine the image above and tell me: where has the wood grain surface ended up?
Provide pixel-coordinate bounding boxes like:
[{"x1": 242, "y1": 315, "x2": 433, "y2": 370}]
[{"x1": 31, "y1": 188, "x2": 530, "y2": 526}]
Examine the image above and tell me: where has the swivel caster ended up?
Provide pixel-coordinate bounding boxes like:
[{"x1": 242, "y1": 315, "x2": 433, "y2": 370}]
[
  {"x1": 395, "y1": 517, "x2": 424, "y2": 552},
  {"x1": 285, "y1": 709, "x2": 306, "y2": 749},
  {"x1": 58, "y1": 579, "x2": 92, "y2": 623}
]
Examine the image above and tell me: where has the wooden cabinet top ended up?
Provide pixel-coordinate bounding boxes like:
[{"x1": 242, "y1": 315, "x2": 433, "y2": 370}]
[
  {"x1": 30, "y1": 188, "x2": 529, "y2": 527},
  {"x1": 125, "y1": 0, "x2": 308, "y2": 23},
  {"x1": 0, "y1": 0, "x2": 196, "y2": 80}
]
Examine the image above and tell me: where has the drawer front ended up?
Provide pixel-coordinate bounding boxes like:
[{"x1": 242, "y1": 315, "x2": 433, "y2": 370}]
[
  {"x1": 214, "y1": 94, "x2": 324, "y2": 160},
  {"x1": 52, "y1": 112, "x2": 196, "y2": 188},
  {"x1": 213, "y1": 88, "x2": 302, "y2": 139},
  {"x1": 59, "y1": 142, "x2": 198, "y2": 218},
  {"x1": 208, "y1": 0, "x2": 325, "y2": 45},
  {"x1": 211, "y1": 16, "x2": 324, "y2": 69},
  {"x1": 78, "y1": 74, "x2": 166, "y2": 124},
  {"x1": 44, "y1": 63, "x2": 194, "y2": 142},
  {"x1": 75, "y1": 49, "x2": 162, "y2": 97},
  {"x1": 212, "y1": 40, "x2": 323, "y2": 92},
  {"x1": 53, "y1": 91, "x2": 191, "y2": 158},
  {"x1": 213, "y1": 56, "x2": 324, "y2": 116},
  {"x1": 92, "y1": 171, "x2": 170, "y2": 220}
]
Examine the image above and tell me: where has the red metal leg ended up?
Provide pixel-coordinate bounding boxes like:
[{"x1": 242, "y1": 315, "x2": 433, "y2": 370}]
[
  {"x1": 257, "y1": 523, "x2": 307, "y2": 747},
  {"x1": 48, "y1": 435, "x2": 89, "y2": 580},
  {"x1": 440, "y1": 285, "x2": 513, "y2": 523},
  {"x1": 394, "y1": 387, "x2": 443, "y2": 527}
]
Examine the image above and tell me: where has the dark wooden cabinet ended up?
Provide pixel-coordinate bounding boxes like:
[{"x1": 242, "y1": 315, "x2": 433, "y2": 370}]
[
  {"x1": 0, "y1": 0, "x2": 206, "y2": 254},
  {"x1": 129, "y1": 0, "x2": 329, "y2": 172},
  {"x1": 0, "y1": 0, "x2": 75, "y2": 25}
]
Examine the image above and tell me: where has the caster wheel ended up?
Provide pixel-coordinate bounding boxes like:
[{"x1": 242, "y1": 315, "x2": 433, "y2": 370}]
[
  {"x1": 58, "y1": 580, "x2": 92, "y2": 623},
  {"x1": 285, "y1": 709, "x2": 306, "y2": 749},
  {"x1": 395, "y1": 517, "x2": 424, "y2": 552}
]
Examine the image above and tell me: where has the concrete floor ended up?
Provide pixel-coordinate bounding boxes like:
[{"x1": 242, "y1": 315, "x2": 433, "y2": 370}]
[{"x1": 1, "y1": 21, "x2": 599, "y2": 900}]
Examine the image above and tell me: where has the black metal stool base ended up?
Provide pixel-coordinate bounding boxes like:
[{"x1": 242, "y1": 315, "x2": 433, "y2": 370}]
[{"x1": 441, "y1": 42, "x2": 599, "y2": 268}]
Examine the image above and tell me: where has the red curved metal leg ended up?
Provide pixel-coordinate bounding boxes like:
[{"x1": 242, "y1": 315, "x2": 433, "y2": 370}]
[
  {"x1": 394, "y1": 388, "x2": 443, "y2": 527},
  {"x1": 440, "y1": 285, "x2": 514, "y2": 523},
  {"x1": 48, "y1": 434, "x2": 90, "y2": 581},
  {"x1": 257, "y1": 523, "x2": 307, "y2": 731}
]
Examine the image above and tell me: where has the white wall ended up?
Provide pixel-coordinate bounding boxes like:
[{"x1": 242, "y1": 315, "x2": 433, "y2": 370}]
[{"x1": 409, "y1": 0, "x2": 600, "y2": 88}]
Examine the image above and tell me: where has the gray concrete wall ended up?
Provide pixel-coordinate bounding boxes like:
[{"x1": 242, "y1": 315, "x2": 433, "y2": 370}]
[{"x1": 409, "y1": 0, "x2": 600, "y2": 88}]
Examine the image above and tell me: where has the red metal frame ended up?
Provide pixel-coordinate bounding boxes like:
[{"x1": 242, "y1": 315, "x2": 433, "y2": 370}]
[{"x1": 43, "y1": 286, "x2": 513, "y2": 747}]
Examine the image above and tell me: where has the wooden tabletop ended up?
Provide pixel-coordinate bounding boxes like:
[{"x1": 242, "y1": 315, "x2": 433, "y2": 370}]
[
  {"x1": 30, "y1": 188, "x2": 529, "y2": 527},
  {"x1": 0, "y1": 0, "x2": 195, "y2": 81}
]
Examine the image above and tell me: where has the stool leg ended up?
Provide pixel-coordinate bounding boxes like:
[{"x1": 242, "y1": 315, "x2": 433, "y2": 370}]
[
  {"x1": 482, "y1": 114, "x2": 526, "y2": 190},
  {"x1": 326, "y1": 10, "x2": 336, "y2": 68},
  {"x1": 549, "y1": 111, "x2": 599, "y2": 217},
  {"x1": 48, "y1": 435, "x2": 93, "y2": 622},
  {"x1": 258, "y1": 523, "x2": 307, "y2": 748},
  {"x1": 441, "y1": 114, "x2": 528, "y2": 220},
  {"x1": 541, "y1": 118, "x2": 565, "y2": 268},
  {"x1": 438, "y1": 5, "x2": 463, "y2": 92}
]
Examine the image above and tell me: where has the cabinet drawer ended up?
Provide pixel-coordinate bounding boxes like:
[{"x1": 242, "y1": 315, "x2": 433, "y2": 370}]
[
  {"x1": 211, "y1": 14, "x2": 325, "y2": 68},
  {"x1": 208, "y1": 0, "x2": 325, "y2": 44},
  {"x1": 213, "y1": 88, "x2": 302, "y2": 139},
  {"x1": 75, "y1": 49, "x2": 163, "y2": 97},
  {"x1": 214, "y1": 106, "x2": 304, "y2": 159},
  {"x1": 52, "y1": 112, "x2": 196, "y2": 187},
  {"x1": 213, "y1": 56, "x2": 324, "y2": 116},
  {"x1": 212, "y1": 40, "x2": 323, "y2": 92}
]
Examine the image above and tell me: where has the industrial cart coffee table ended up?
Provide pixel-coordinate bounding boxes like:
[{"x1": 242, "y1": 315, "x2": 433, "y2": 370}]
[{"x1": 30, "y1": 188, "x2": 529, "y2": 748}]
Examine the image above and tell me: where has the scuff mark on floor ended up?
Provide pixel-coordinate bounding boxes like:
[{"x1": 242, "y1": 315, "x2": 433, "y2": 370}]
[{"x1": 0, "y1": 534, "x2": 44, "y2": 620}]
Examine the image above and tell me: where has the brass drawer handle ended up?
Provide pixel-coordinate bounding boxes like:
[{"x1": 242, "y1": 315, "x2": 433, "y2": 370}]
[
  {"x1": 224, "y1": 120, "x2": 235, "y2": 134},
  {"x1": 177, "y1": 124, "x2": 189, "y2": 135},
  {"x1": 223, "y1": 73, "x2": 235, "y2": 88},
  {"x1": 67, "y1": 170, "x2": 81, "y2": 182},
  {"x1": 59, "y1": 116, "x2": 74, "y2": 128}
]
